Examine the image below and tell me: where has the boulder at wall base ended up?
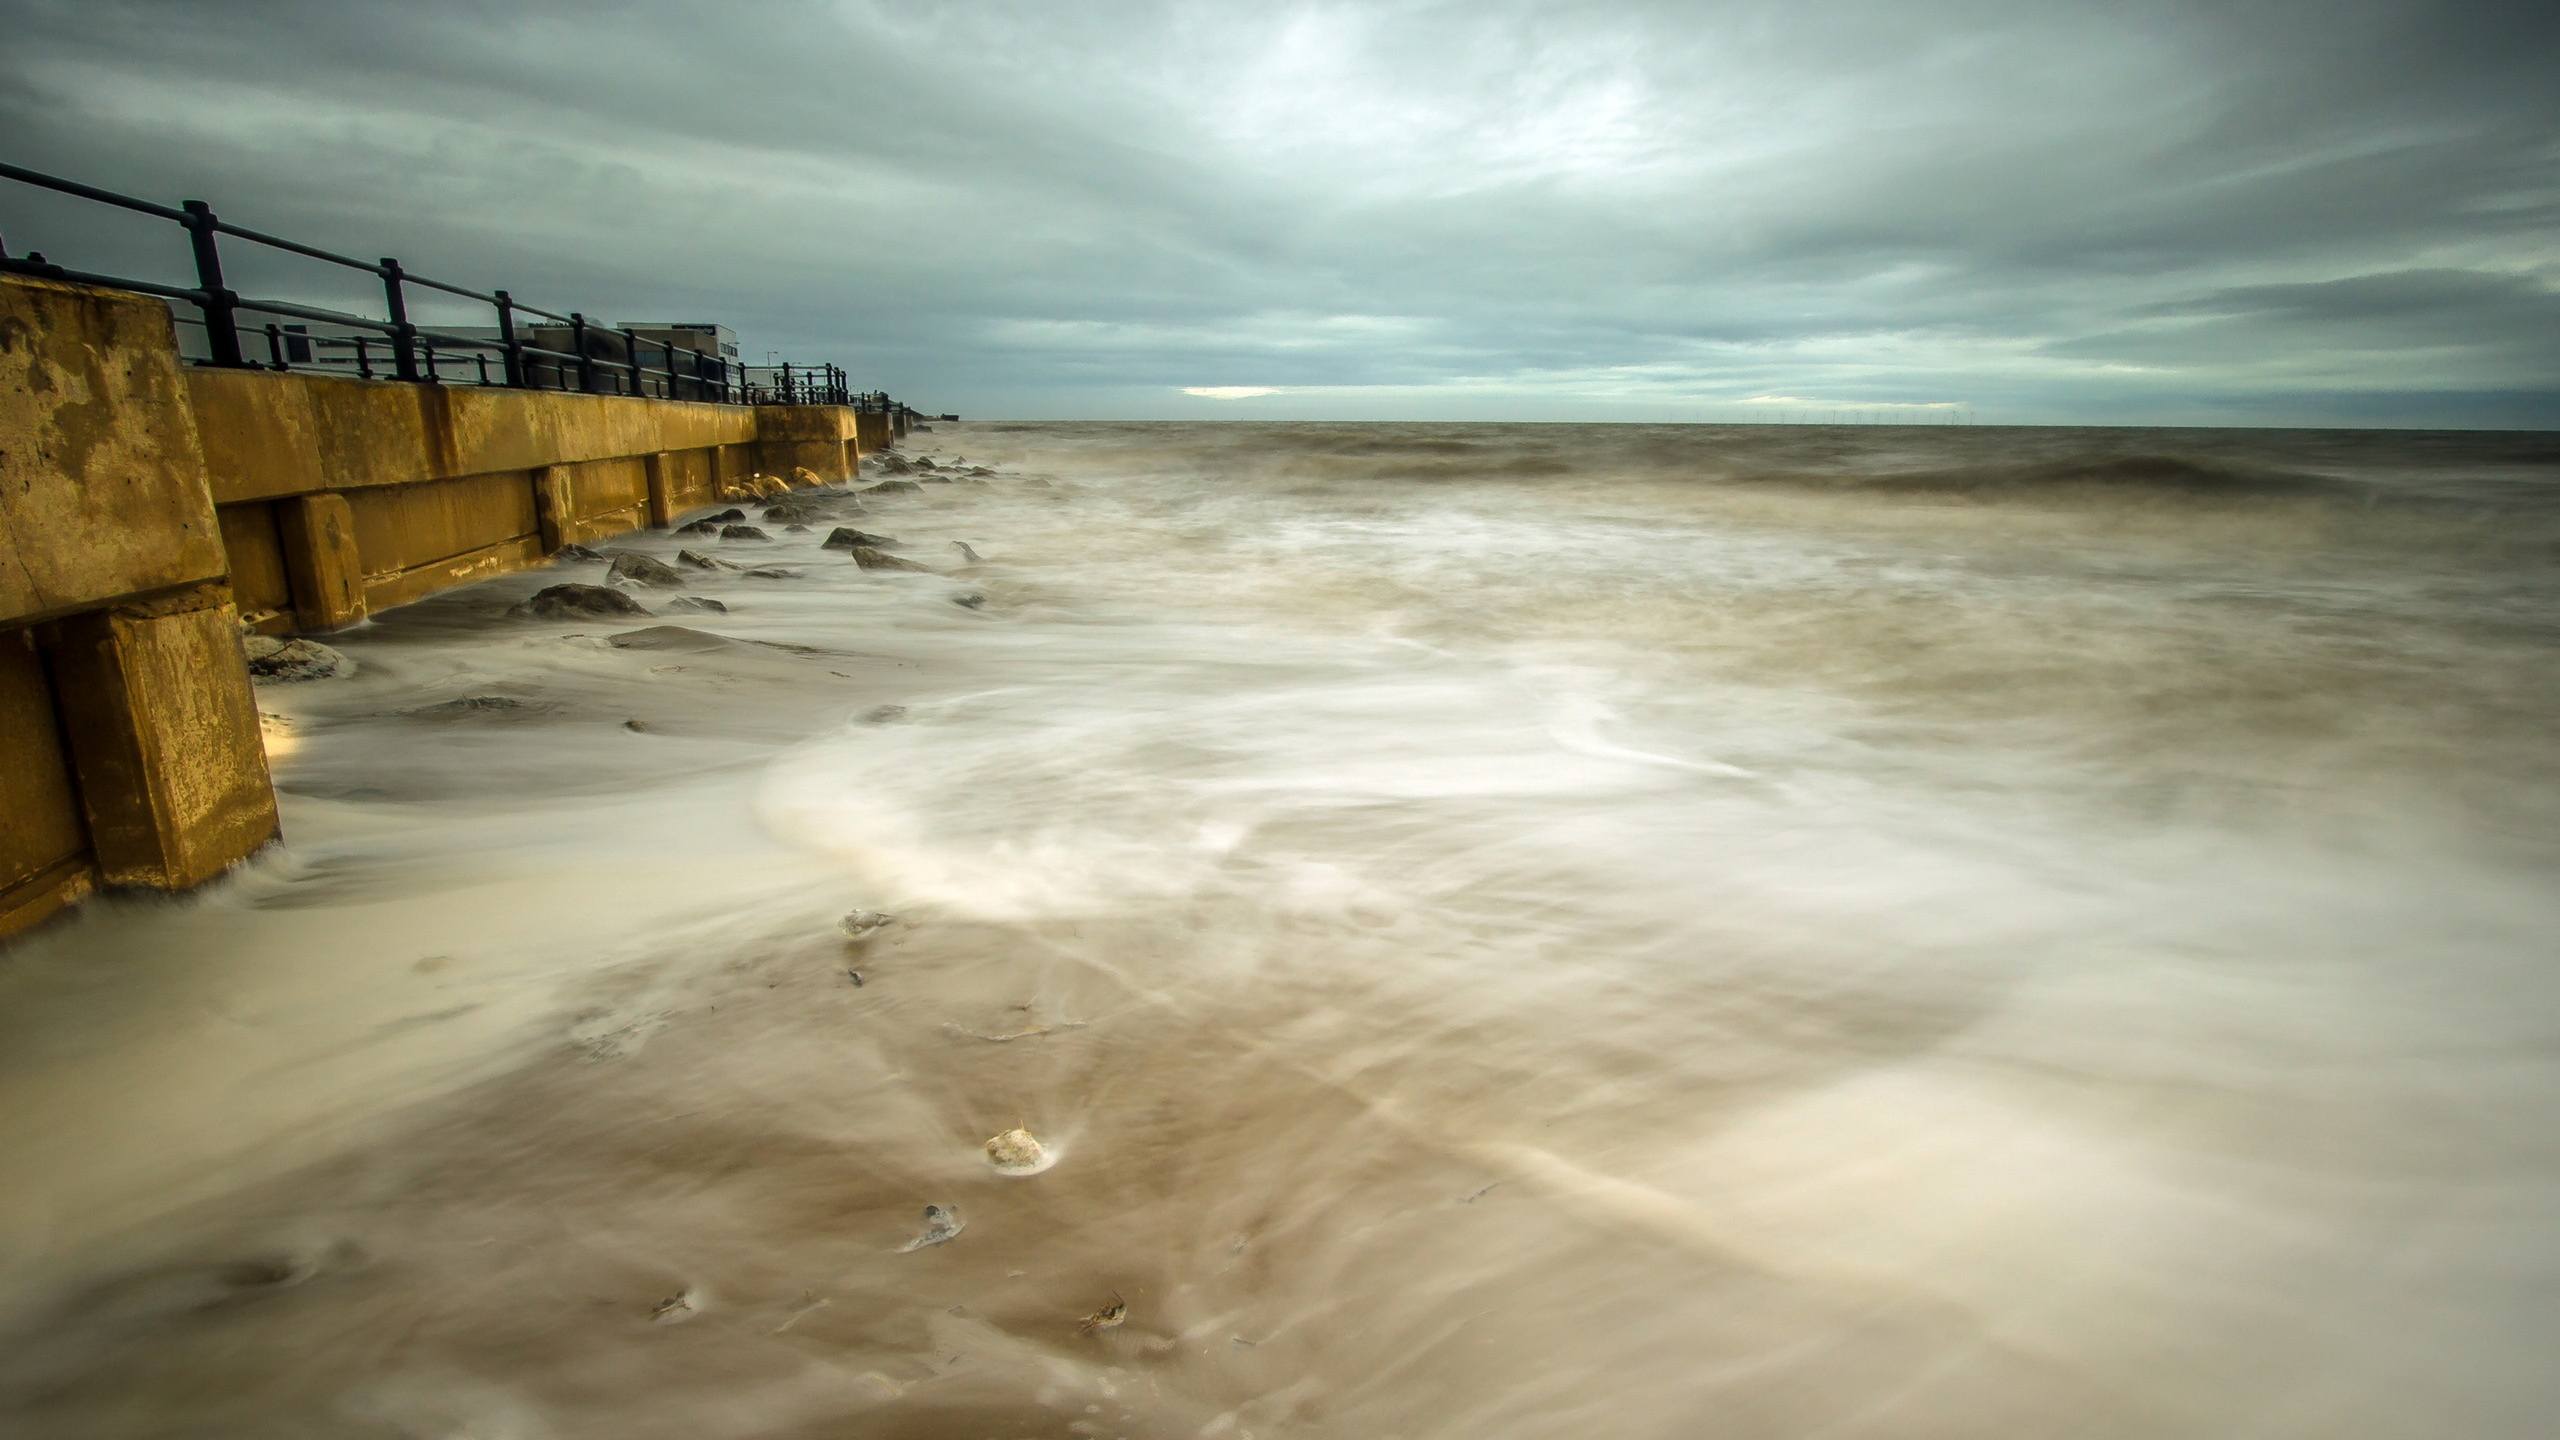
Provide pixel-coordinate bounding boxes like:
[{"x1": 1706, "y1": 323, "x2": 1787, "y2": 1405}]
[
  {"x1": 793, "y1": 466, "x2": 824, "y2": 487},
  {"x1": 821, "y1": 526, "x2": 900, "y2": 551},
  {"x1": 509, "y1": 583, "x2": 651, "y2": 619},
  {"x1": 764, "y1": 502, "x2": 821, "y2": 524},
  {"x1": 867, "y1": 453, "x2": 914, "y2": 475},
  {"x1": 861, "y1": 479, "x2": 924, "y2": 496},
  {"x1": 673, "y1": 519, "x2": 719, "y2": 537},
  {"x1": 607, "y1": 552, "x2": 684, "y2": 589},
  {"x1": 243, "y1": 634, "x2": 355, "y2": 682},
  {"x1": 721, "y1": 525, "x2": 772, "y2": 542},
  {"x1": 706, "y1": 508, "x2": 747, "y2": 524},
  {"x1": 668, "y1": 595, "x2": 728, "y2": 613},
  {"x1": 553, "y1": 542, "x2": 604, "y2": 561},
  {"x1": 852, "y1": 546, "x2": 933, "y2": 574}
]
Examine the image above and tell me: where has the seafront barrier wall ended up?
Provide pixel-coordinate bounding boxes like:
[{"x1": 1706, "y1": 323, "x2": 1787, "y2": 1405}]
[{"x1": 0, "y1": 273, "x2": 874, "y2": 938}]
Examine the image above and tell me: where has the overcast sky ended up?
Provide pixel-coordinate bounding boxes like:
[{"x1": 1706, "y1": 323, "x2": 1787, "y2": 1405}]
[{"x1": 4, "y1": 0, "x2": 2554, "y2": 426}]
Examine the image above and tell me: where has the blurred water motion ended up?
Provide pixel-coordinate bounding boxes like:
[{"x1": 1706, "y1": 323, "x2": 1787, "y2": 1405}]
[{"x1": 2, "y1": 421, "x2": 2556, "y2": 1438}]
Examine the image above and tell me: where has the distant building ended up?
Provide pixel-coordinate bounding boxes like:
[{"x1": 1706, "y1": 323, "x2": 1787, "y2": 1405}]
[{"x1": 620, "y1": 323, "x2": 738, "y2": 361}]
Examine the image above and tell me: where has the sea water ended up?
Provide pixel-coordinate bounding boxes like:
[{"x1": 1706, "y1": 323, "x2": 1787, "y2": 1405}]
[{"x1": 2, "y1": 422, "x2": 2556, "y2": 1438}]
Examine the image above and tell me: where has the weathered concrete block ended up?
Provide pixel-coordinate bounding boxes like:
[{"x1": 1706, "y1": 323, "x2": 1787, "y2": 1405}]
[
  {"x1": 277, "y1": 492, "x2": 368, "y2": 631},
  {"x1": 47, "y1": 590, "x2": 280, "y2": 890},
  {"x1": 0, "y1": 275, "x2": 228, "y2": 627}
]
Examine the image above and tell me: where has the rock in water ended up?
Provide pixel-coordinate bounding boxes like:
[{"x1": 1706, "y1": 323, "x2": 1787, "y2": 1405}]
[
  {"x1": 242, "y1": 635, "x2": 354, "y2": 682},
  {"x1": 852, "y1": 546, "x2": 932, "y2": 574},
  {"x1": 950, "y1": 540, "x2": 983, "y2": 562},
  {"x1": 868, "y1": 453, "x2": 914, "y2": 475},
  {"x1": 984, "y1": 1127, "x2": 1051, "y2": 1175},
  {"x1": 706, "y1": 508, "x2": 746, "y2": 524},
  {"x1": 741, "y1": 567, "x2": 801, "y2": 580},
  {"x1": 951, "y1": 592, "x2": 987, "y2": 610},
  {"x1": 860, "y1": 479, "x2": 923, "y2": 496},
  {"x1": 821, "y1": 527, "x2": 900, "y2": 551},
  {"x1": 675, "y1": 549, "x2": 726, "y2": 570},
  {"x1": 720, "y1": 525, "x2": 771, "y2": 542},
  {"x1": 792, "y1": 466, "x2": 824, "y2": 487},
  {"x1": 784, "y1": 523, "x2": 812, "y2": 534},
  {"x1": 607, "y1": 552, "x2": 683, "y2": 589},
  {"x1": 510, "y1": 584, "x2": 650, "y2": 619},
  {"x1": 554, "y1": 542, "x2": 603, "y2": 561},
  {"x1": 673, "y1": 519, "x2": 719, "y2": 537},
  {"x1": 900, "y1": 1205, "x2": 965, "y2": 1252},
  {"x1": 763, "y1": 502, "x2": 820, "y2": 524},
  {"x1": 840, "y1": 909, "x2": 897, "y2": 936},
  {"x1": 668, "y1": 595, "x2": 728, "y2": 613}
]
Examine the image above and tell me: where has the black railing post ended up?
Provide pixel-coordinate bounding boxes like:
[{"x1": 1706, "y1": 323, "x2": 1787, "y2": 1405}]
[
  {"x1": 354, "y1": 335, "x2": 374, "y2": 380},
  {"x1": 570, "y1": 313, "x2": 593, "y2": 392},
  {"x1": 379, "y1": 257, "x2": 421, "y2": 381},
  {"x1": 263, "y1": 323, "x2": 286, "y2": 371},
  {"x1": 662, "y1": 340, "x2": 679, "y2": 399},
  {"x1": 619, "y1": 327, "x2": 643, "y2": 397},
  {"x1": 494, "y1": 289, "x2": 525, "y2": 387},
  {"x1": 179, "y1": 200, "x2": 247, "y2": 367},
  {"x1": 780, "y1": 362, "x2": 794, "y2": 405}
]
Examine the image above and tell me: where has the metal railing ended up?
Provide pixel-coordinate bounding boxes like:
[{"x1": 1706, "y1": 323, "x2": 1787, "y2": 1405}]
[{"x1": 0, "y1": 161, "x2": 890, "y2": 410}]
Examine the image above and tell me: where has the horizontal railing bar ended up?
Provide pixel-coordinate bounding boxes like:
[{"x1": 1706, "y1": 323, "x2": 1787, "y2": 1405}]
[
  {"x1": 207, "y1": 219, "x2": 384, "y2": 275},
  {"x1": 403, "y1": 274, "x2": 498, "y2": 304},
  {"x1": 229, "y1": 296, "x2": 396, "y2": 330},
  {"x1": 0, "y1": 162, "x2": 192, "y2": 223}
]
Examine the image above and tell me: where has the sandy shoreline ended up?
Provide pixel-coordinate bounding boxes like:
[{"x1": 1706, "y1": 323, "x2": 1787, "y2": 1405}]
[{"x1": 6, "y1": 422, "x2": 2557, "y2": 1438}]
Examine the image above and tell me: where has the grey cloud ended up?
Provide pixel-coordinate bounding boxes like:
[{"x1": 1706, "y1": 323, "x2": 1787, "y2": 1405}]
[{"x1": 1, "y1": 0, "x2": 2553, "y2": 424}]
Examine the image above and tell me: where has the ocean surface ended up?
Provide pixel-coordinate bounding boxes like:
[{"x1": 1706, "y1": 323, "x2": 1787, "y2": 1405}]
[{"x1": 3, "y1": 421, "x2": 2557, "y2": 1438}]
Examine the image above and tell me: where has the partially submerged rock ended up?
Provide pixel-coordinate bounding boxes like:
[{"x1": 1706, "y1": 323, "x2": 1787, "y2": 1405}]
[
  {"x1": 951, "y1": 591, "x2": 987, "y2": 610},
  {"x1": 410, "y1": 695, "x2": 534, "y2": 717},
  {"x1": 607, "y1": 552, "x2": 683, "y2": 589},
  {"x1": 243, "y1": 634, "x2": 354, "y2": 682},
  {"x1": 792, "y1": 466, "x2": 824, "y2": 487},
  {"x1": 720, "y1": 525, "x2": 771, "y2": 542},
  {"x1": 852, "y1": 546, "x2": 932, "y2": 574},
  {"x1": 867, "y1": 453, "x2": 914, "y2": 475},
  {"x1": 763, "y1": 502, "x2": 820, "y2": 524},
  {"x1": 899, "y1": 1205, "x2": 965, "y2": 1252},
  {"x1": 554, "y1": 542, "x2": 604, "y2": 561},
  {"x1": 740, "y1": 566, "x2": 801, "y2": 580},
  {"x1": 950, "y1": 540, "x2": 983, "y2": 563},
  {"x1": 607, "y1": 625, "x2": 732, "y2": 653},
  {"x1": 840, "y1": 909, "x2": 897, "y2": 936},
  {"x1": 821, "y1": 526, "x2": 900, "y2": 551},
  {"x1": 667, "y1": 595, "x2": 728, "y2": 613},
  {"x1": 705, "y1": 508, "x2": 747, "y2": 524},
  {"x1": 984, "y1": 1127, "x2": 1051, "y2": 1175},
  {"x1": 860, "y1": 479, "x2": 923, "y2": 496},
  {"x1": 510, "y1": 584, "x2": 649, "y2": 619},
  {"x1": 675, "y1": 549, "x2": 727, "y2": 570},
  {"x1": 673, "y1": 519, "x2": 719, "y2": 537}
]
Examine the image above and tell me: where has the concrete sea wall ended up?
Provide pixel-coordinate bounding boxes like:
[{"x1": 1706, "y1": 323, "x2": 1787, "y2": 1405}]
[{"x1": 0, "y1": 273, "x2": 875, "y2": 938}]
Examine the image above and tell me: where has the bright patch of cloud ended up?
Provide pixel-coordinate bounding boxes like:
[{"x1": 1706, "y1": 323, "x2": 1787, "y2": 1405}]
[
  {"x1": 1182, "y1": 386, "x2": 1281, "y2": 399},
  {"x1": 1740, "y1": 394, "x2": 1963, "y2": 410}
]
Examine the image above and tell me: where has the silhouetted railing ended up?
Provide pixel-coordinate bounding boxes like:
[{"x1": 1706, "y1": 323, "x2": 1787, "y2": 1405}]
[{"x1": 0, "y1": 161, "x2": 888, "y2": 410}]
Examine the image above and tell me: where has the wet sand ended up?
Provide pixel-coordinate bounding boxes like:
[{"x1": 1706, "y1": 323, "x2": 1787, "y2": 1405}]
[{"x1": 3, "y1": 422, "x2": 2557, "y2": 1437}]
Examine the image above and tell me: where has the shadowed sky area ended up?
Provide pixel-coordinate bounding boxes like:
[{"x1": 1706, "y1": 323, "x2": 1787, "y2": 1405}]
[{"x1": 3, "y1": 0, "x2": 2555, "y2": 426}]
